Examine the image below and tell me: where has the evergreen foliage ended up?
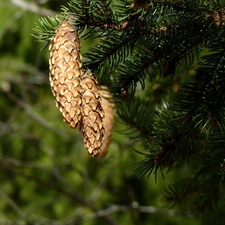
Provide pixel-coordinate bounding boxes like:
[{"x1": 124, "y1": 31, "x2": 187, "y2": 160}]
[{"x1": 33, "y1": 0, "x2": 225, "y2": 214}]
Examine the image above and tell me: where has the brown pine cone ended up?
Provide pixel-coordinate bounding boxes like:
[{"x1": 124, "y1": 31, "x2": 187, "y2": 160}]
[
  {"x1": 98, "y1": 86, "x2": 115, "y2": 158},
  {"x1": 80, "y1": 70, "x2": 105, "y2": 157},
  {"x1": 49, "y1": 20, "x2": 83, "y2": 128}
]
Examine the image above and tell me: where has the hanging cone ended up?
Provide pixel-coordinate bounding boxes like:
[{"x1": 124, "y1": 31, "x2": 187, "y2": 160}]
[
  {"x1": 80, "y1": 70, "x2": 105, "y2": 157},
  {"x1": 98, "y1": 86, "x2": 115, "y2": 158},
  {"x1": 49, "y1": 20, "x2": 83, "y2": 128}
]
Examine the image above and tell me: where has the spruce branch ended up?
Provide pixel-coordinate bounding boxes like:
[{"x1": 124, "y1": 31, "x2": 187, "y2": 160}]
[
  {"x1": 171, "y1": 35, "x2": 225, "y2": 133},
  {"x1": 164, "y1": 177, "x2": 221, "y2": 213},
  {"x1": 134, "y1": 107, "x2": 203, "y2": 179},
  {"x1": 33, "y1": 16, "x2": 63, "y2": 44},
  {"x1": 197, "y1": 131, "x2": 225, "y2": 184},
  {"x1": 116, "y1": 97, "x2": 154, "y2": 140},
  {"x1": 134, "y1": 153, "x2": 162, "y2": 179},
  {"x1": 163, "y1": 178, "x2": 200, "y2": 206}
]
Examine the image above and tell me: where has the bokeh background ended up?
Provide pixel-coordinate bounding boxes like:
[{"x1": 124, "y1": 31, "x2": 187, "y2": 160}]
[{"x1": 0, "y1": 0, "x2": 206, "y2": 224}]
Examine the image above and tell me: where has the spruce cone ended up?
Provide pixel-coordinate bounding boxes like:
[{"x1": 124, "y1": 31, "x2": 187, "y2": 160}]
[
  {"x1": 49, "y1": 20, "x2": 83, "y2": 128},
  {"x1": 98, "y1": 87, "x2": 115, "y2": 158},
  {"x1": 80, "y1": 71, "x2": 105, "y2": 157},
  {"x1": 49, "y1": 19, "x2": 107, "y2": 157}
]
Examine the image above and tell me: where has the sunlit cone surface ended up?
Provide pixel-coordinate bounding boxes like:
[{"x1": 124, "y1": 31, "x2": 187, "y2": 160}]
[
  {"x1": 80, "y1": 71, "x2": 105, "y2": 157},
  {"x1": 99, "y1": 86, "x2": 115, "y2": 158},
  {"x1": 49, "y1": 20, "x2": 107, "y2": 157},
  {"x1": 49, "y1": 20, "x2": 83, "y2": 128}
]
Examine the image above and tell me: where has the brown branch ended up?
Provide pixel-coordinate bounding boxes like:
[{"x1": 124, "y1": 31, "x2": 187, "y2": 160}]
[
  {"x1": 102, "y1": 0, "x2": 110, "y2": 21},
  {"x1": 82, "y1": 0, "x2": 88, "y2": 25}
]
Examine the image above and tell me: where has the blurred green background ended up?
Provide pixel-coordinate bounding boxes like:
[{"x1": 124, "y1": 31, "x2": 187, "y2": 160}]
[{"x1": 0, "y1": 0, "x2": 206, "y2": 224}]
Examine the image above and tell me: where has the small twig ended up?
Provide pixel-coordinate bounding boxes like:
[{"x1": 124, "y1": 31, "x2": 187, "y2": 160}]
[
  {"x1": 0, "y1": 11, "x2": 23, "y2": 40},
  {"x1": 0, "y1": 157, "x2": 193, "y2": 224},
  {"x1": 138, "y1": 205, "x2": 193, "y2": 217},
  {"x1": 0, "y1": 158, "x2": 119, "y2": 225},
  {"x1": 8, "y1": 93, "x2": 69, "y2": 139},
  {"x1": 63, "y1": 203, "x2": 193, "y2": 224},
  {"x1": 22, "y1": 102, "x2": 69, "y2": 139},
  {"x1": 102, "y1": 20, "x2": 130, "y2": 30},
  {"x1": 0, "y1": 157, "x2": 51, "y2": 170},
  {"x1": 9, "y1": 0, "x2": 56, "y2": 16},
  {"x1": 0, "y1": 218, "x2": 24, "y2": 225},
  {"x1": 0, "y1": 122, "x2": 18, "y2": 137},
  {"x1": 102, "y1": 0, "x2": 110, "y2": 22},
  {"x1": 0, "y1": 189, "x2": 24, "y2": 217}
]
